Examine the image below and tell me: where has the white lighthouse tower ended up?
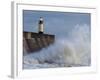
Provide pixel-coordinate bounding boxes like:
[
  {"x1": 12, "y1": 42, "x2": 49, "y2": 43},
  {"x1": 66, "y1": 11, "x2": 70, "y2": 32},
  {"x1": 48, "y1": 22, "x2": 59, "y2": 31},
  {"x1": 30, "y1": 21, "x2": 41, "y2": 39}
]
[{"x1": 38, "y1": 17, "x2": 44, "y2": 34}]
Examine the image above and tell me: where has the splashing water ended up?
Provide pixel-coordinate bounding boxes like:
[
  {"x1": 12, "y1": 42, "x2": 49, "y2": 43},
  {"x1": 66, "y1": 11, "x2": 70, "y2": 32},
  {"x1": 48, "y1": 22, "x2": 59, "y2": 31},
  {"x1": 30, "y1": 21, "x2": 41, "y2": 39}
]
[{"x1": 23, "y1": 24, "x2": 91, "y2": 69}]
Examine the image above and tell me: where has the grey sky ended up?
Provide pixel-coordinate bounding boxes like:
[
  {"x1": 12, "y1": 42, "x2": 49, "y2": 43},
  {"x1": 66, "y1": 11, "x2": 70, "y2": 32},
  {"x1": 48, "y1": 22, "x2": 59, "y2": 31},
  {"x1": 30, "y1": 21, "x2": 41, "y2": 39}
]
[{"x1": 23, "y1": 10, "x2": 90, "y2": 38}]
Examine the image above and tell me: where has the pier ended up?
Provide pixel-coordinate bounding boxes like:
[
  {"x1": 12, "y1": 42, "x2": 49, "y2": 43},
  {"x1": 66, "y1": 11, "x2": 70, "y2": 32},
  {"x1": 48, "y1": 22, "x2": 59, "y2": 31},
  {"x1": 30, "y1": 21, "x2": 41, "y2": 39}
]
[{"x1": 23, "y1": 32, "x2": 55, "y2": 53}]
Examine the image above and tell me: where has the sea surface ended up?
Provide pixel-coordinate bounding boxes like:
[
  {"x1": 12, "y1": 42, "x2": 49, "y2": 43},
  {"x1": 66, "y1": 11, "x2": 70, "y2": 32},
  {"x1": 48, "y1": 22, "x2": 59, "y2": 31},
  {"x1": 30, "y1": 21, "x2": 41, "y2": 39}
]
[{"x1": 23, "y1": 24, "x2": 91, "y2": 69}]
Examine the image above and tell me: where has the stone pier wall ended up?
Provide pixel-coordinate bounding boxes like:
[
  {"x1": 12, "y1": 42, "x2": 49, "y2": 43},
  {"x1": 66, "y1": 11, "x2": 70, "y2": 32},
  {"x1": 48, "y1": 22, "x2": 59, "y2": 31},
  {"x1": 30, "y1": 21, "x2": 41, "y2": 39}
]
[{"x1": 23, "y1": 32, "x2": 55, "y2": 54}]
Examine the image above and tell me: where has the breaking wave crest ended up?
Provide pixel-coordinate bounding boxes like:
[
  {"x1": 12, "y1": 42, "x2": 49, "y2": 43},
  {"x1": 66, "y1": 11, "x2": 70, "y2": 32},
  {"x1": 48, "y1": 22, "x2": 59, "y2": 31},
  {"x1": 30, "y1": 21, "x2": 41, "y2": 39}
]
[{"x1": 23, "y1": 24, "x2": 91, "y2": 69}]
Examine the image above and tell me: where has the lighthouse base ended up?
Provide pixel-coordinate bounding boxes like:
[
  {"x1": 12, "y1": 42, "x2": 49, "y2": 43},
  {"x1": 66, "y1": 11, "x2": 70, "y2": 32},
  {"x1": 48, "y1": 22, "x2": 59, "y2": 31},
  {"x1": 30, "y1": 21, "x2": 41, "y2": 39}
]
[{"x1": 39, "y1": 31, "x2": 43, "y2": 34}]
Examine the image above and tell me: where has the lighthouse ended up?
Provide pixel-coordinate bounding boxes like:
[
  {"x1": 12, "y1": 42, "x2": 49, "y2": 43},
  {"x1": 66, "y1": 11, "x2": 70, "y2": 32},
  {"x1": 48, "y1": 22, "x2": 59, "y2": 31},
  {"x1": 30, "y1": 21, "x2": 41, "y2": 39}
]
[
  {"x1": 38, "y1": 17, "x2": 44, "y2": 34},
  {"x1": 23, "y1": 17, "x2": 55, "y2": 53}
]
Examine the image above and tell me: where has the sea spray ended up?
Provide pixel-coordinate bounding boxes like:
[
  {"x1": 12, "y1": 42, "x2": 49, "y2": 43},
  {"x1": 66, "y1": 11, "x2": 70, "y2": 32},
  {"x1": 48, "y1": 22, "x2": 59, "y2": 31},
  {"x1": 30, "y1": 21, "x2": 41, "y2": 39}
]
[{"x1": 23, "y1": 24, "x2": 91, "y2": 69}]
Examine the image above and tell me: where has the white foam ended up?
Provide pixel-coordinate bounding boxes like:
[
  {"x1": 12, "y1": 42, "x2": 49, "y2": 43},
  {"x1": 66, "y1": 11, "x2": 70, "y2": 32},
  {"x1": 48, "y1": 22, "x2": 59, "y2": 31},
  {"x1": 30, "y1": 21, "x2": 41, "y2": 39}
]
[{"x1": 23, "y1": 24, "x2": 91, "y2": 69}]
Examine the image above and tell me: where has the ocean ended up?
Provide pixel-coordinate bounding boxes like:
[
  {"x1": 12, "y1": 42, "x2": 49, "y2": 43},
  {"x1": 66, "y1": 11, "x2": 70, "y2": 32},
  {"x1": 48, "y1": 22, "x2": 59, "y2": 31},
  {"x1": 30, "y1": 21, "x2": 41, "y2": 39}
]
[{"x1": 23, "y1": 24, "x2": 91, "y2": 69}]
